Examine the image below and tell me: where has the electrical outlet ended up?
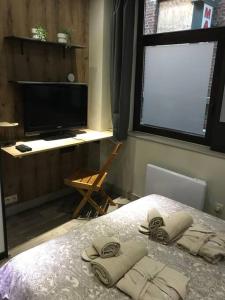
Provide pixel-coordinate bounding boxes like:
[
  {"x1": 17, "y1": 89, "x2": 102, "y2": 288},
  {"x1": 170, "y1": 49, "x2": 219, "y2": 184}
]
[
  {"x1": 4, "y1": 194, "x2": 18, "y2": 205},
  {"x1": 215, "y1": 202, "x2": 224, "y2": 213}
]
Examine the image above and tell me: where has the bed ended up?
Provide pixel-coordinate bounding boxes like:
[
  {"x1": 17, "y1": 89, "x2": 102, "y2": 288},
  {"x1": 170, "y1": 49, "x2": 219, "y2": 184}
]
[{"x1": 0, "y1": 194, "x2": 225, "y2": 300}]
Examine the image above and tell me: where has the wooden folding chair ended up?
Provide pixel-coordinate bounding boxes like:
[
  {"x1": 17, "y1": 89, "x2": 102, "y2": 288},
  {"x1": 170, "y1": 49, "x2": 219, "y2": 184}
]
[{"x1": 64, "y1": 141, "x2": 123, "y2": 218}]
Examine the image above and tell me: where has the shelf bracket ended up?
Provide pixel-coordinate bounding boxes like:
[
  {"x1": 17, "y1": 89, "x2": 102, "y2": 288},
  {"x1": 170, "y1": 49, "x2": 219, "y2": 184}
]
[
  {"x1": 20, "y1": 41, "x2": 24, "y2": 55},
  {"x1": 63, "y1": 47, "x2": 66, "y2": 59}
]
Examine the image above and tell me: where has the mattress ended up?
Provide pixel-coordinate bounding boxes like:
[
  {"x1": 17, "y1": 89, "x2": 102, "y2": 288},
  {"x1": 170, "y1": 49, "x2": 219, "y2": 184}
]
[{"x1": 0, "y1": 195, "x2": 225, "y2": 300}]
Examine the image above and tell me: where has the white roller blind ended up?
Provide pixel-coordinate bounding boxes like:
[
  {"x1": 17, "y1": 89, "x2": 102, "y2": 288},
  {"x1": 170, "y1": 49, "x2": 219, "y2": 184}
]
[{"x1": 141, "y1": 42, "x2": 215, "y2": 136}]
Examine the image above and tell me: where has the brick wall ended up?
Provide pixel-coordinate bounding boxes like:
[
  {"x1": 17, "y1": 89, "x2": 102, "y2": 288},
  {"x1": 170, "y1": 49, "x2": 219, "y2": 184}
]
[
  {"x1": 144, "y1": 0, "x2": 159, "y2": 34},
  {"x1": 214, "y1": 0, "x2": 225, "y2": 26},
  {"x1": 145, "y1": 0, "x2": 225, "y2": 33}
]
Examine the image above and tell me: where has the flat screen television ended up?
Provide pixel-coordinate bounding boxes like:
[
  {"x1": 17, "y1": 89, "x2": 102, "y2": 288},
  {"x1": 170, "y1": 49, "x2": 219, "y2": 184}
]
[{"x1": 21, "y1": 82, "x2": 88, "y2": 136}]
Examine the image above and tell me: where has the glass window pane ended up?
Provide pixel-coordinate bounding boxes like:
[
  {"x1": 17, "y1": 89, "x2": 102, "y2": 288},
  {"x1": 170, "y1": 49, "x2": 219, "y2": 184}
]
[{"x1": 141, "y1": 42, "x2": 215, "y2": 136}]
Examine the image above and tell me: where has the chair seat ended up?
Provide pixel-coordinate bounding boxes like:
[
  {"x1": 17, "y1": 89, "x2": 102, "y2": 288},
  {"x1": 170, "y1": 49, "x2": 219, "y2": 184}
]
[
  {"x1": 63, "y1": 142, "x2": 122, "y2": 218},
  {"x1": 64, "y1": 169, "x2": 107, "y2": 191}
]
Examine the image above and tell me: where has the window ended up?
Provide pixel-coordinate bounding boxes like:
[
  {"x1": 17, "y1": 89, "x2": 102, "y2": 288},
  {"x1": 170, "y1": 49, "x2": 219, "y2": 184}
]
[
  {"x1": 141, "y1": 42, "x2": 215, "y2": 137},
  {"x1": 134, "y1": 0, "x2": 225, "y2": 147}
]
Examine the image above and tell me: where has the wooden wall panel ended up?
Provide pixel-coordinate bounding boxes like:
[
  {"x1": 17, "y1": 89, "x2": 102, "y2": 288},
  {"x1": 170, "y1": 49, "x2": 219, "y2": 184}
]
[
  {"x1": 1, "y1": 144, "x2": 89, "y2": 202},
  {"x1": 0, "y1": 0, "x2": 89, "y2": 203}
]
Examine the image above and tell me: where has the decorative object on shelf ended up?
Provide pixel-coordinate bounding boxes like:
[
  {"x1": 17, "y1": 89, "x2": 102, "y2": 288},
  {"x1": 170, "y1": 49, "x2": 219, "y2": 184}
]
[
  {"x1": 67, "y1": 73, "x2": 75, "y2": 82},
  {"x1": 0, "y1": 122, "x2": 18, "y2": 147},
  {"x1": 57, "y1": 28, "x2": 71, "y2": 45},
  {"x1": 31, "y1": 25, "x2": 47, "y2": 41}
]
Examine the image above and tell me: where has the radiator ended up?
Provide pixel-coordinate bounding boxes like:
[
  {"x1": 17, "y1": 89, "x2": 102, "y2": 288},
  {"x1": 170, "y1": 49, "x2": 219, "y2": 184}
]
[{"x1": 145, "y1": 164, "x2": 206, "y2": 210}]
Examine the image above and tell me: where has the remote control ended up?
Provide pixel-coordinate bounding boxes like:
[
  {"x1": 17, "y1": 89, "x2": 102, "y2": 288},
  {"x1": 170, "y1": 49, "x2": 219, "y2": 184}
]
[{"x1": 15, "y1": 144, "x2": 32, "y2": 152}]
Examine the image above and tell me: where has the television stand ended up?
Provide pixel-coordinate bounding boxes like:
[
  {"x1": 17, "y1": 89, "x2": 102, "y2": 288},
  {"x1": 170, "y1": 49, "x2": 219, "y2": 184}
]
[
  {"x1": 1, "y1": 129, "x2": 113, "y2": 158},
  {"x1": 41, "y1": 130, "x2": 77, "y2": 141}
]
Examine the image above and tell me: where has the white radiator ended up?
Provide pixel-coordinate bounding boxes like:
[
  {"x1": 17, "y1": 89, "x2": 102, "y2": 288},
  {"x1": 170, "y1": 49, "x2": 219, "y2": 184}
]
[{"x1": 145, "y1": 164, "x2": 206, "y2": 210}]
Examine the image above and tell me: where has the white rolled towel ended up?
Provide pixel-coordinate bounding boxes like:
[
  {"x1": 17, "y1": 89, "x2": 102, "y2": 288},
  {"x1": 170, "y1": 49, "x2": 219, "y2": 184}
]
[
  {"x1": 81, "y1": 236, "x2": 121, "y2": 261},
  {"x1": 139, "y1": 208, "x2": 164, "y2": 236},
  {"x1": 147, "y1": 208, "x2": 164, "y2": 233},
  {"x1": 93, "y1": 236, "x2": 120, "y2": 258},
  {"x1": 156, "y1": 212, "x2": 193, "y2": 244},
  {"x1": 91, "y1": 240, "x2": 147, "y2": 287}
]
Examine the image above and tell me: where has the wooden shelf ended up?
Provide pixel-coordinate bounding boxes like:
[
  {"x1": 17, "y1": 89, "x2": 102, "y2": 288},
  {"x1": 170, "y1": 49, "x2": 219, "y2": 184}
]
[
  {"x1": 1, "y1": 129, "x2": 113, "y2": 158},
  {"x1": 9, "y1": 81, "x2": 88, "y2": 86},
  {"x1": 0, "y1": 122, "x2": 18, "y2": 127},
  {"x1": 5, "y1": 35, "x2": 86, "y2": 49},
  {"x1": 5, "y1": 35, "x2": 86, "y2": 56}
]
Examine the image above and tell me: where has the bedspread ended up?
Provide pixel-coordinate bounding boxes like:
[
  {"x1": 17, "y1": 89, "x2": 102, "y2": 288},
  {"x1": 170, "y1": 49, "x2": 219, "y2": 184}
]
[{"x1": 0, "y1": 195, "x2": 225, "y2": 300}]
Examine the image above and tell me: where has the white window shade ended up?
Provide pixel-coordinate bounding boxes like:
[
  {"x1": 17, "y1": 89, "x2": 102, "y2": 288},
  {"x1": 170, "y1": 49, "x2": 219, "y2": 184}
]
[{"x1": 141, "y1": 42, "x2": 215, "y2": 136}]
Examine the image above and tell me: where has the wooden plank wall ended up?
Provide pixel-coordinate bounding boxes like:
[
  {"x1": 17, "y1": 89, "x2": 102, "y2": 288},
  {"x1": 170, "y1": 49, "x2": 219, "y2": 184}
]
[{"x1": 0, "y1": 0, "x2": 90, "y2": 202}]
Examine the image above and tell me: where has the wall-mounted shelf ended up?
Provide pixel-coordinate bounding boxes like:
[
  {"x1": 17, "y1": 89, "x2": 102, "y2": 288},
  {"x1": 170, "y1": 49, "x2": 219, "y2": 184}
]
[
  {"x1": 4, "y1": 35, "x2": 86, "y2": 56},
  {"x1": 9, "y1": 81, "x2": 88, "y2": 86},
  {"x1": 2, "y1": 129, "x2": 113, "y2": 158}
]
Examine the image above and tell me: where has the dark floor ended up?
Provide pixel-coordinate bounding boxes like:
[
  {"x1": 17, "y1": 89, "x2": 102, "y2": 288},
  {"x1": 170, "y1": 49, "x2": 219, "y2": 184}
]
[
  {"x1": 6, "y1": 190, "x2": 111, "y2": 250},
  {"x1": 6, "y1": 194, "x2": 77, "y2": 250}
]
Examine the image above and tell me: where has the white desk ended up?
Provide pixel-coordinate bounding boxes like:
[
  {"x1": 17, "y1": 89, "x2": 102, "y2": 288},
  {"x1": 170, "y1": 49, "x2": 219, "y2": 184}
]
[{"x1": 2, "y1": 129, "x2": 113, "y2": 158}]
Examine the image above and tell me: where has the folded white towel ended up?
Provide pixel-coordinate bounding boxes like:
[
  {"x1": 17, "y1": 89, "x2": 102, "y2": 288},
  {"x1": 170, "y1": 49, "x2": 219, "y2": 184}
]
[
  {"x1": 117, "y1": 256, "x2": 189, "y2": 300},
  {"x1": 177, "y1": 225, "x2": 225, "y2": 264},
  {"x1": 200, "y1": 234, "x2": 225, "y2": 263}
]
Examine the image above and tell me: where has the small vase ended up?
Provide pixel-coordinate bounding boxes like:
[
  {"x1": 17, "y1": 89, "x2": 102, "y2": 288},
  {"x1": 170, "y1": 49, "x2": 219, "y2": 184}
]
[
  {"x1": 57, "y1": 33, "x2": 68, "y2": 44},
  {"x1": 31, "y1": 28, "x2": 39, "y2": 40}
]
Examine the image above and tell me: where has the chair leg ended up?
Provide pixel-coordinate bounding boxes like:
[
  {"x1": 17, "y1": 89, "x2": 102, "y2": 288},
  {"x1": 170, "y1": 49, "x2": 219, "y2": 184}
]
[
  {"x1": 74, "y1": 188, "x2": 105, "y2": 218},
  {"x1": 72, "y1": 190, "x2": 90, "y2": 218},
  {"x1": 100, "y1": 189, "x2": 116, "y2": 206},
  {"x1": 102, "y1": 198, "x2": 109, "y2": 214},
  {"x1": 87, "y1": 196, "x2": 105, "y2": 216}
]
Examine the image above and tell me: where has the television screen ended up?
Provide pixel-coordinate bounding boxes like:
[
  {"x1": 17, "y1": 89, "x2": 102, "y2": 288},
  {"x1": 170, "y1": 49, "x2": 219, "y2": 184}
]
[{"x1": 22, "y1": 83, "x2": 88, "y2": 135}]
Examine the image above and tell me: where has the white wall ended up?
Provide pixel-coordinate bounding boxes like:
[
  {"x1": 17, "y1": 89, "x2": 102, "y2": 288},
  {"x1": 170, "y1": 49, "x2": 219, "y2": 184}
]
[
  {"x1": 88, "y1": 0, "x2": 112, "y2": 131},
  {"x1": 107, "y1": 134, "x2": 225, "y2": 219},
  {"x1": 88, "y1": 0, "x2": 104, "y2": 130}
]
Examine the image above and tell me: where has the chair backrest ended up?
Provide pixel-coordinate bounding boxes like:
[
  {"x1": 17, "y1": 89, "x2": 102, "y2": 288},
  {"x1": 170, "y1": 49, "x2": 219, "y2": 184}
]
[
  {"x1": 100, "y1": 141, "x2": 122, "y2": 173},
  {"x1": 93, "y1": 141, "x2": 123, "y2": 187}
]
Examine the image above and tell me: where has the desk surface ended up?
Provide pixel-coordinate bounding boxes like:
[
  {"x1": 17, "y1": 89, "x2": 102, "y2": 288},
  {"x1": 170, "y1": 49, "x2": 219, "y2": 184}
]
[{"x1": 1, "y1": 129, "x2": 113, "y2": 158}]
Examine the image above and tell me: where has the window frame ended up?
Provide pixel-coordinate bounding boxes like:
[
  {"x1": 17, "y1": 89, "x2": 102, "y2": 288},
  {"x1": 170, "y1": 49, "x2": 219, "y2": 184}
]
[{"x1": 133, "y1": 0, "x2": 225, "y2": 145}]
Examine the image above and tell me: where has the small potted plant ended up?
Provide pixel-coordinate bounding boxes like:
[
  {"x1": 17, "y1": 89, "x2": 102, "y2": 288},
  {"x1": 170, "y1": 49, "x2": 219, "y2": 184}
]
[
  {"x1": 57, "y1": 28, "x2": 71, "y2": 45},
  {"x1": 31, "y1": 25, "x2": 47, "y2": 41}
]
